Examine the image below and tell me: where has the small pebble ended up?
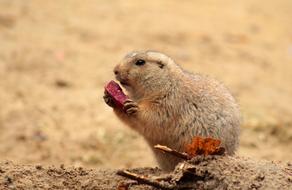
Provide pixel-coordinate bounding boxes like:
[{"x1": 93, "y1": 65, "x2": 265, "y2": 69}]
[{"x1": 35, "y1": 165, "x2": 42, "y2": 170}]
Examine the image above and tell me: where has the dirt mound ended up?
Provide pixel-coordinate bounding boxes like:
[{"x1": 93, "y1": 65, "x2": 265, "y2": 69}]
[
  {"x1": 0, "y1": 161, "x2": 160, "y2": 190},
  {"x1": 173, "y1": 156, "x2": 291, "y2": 189},
  {"x1": 1, "y1": 156, "x2": 290, "y2": 190}
]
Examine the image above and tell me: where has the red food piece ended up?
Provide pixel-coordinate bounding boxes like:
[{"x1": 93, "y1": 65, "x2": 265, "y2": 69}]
[{"x1": 105, "y1": 80, "x2": 128, "y2": 109}]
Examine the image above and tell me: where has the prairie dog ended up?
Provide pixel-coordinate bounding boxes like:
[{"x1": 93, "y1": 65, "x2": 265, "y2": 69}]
[{"x1": 104, "y1": 50, "x2": 241, "y2": 171}]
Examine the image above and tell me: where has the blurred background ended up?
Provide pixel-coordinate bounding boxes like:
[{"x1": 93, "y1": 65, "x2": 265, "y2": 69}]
[{"x1": 0, "y1": 0, "x2": 291, "y2": 169}]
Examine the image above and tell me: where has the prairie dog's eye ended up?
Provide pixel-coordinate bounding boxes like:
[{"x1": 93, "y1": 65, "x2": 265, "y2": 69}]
[{"x1": 135, "y1": 59, "x2": 145, "y2": 66}]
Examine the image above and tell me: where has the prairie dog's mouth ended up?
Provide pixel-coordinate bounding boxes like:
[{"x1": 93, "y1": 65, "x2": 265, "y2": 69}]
[
  {"x1": 120, "y1": 81, "x2": 129, "y2": 86},
  {"x1": 115, "y1": 76, "x2": 129, "y2": 87}
]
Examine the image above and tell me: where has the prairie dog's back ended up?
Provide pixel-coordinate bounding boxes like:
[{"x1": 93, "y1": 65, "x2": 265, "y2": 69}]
[
  {"x1": 181, "y1": 72, "x2": 240, "y2": 152},
  {"x1": 143, "y1": 70, "x2": 240, "y2": 153}
]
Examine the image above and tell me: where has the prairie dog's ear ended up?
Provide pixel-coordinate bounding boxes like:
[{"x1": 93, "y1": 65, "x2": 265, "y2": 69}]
[{"x1": 156, "y1": 61, "x2": 165, "y2": 69}]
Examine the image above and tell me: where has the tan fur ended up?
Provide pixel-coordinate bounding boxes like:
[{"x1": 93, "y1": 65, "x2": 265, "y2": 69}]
[{"x1": 107, "y1": 50, "x2": 241, "y2": 171}]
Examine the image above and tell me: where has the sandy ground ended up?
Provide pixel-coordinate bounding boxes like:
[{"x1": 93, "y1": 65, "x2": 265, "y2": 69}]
[
  {"x1": 0, "y1": 0, "x2": 292, "y2": 176},
  {"x1": 0, "y1": 156, "x2": 291, "y2": 189},
  {"x1": 0, "y1": 161, "x2": 161, "y2": 190}
]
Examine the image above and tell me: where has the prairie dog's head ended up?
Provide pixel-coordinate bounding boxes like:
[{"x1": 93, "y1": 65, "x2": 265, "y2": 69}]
[{"x1": 114, "y1": 50, "x2": 181, "y2": 98}]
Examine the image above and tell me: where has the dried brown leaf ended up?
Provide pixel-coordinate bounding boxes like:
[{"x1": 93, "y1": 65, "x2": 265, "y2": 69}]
[{"x1": 185, "y1": 136, "x2": 225, "y2": 157}]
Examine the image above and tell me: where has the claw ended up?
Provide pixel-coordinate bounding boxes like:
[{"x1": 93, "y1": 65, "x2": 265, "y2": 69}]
[
  {"x1": 103, "y1": 91, "x2": 116, "y2": 108},
  {"x1": 126, "y1": 107, "x2": 138, "y2": 115},
  {"x1": 123, "y1": 99, "x2": 138, "y2": 115},
  {"x1": 124, "y1": 102, "x2": 138, "y2": 110}
]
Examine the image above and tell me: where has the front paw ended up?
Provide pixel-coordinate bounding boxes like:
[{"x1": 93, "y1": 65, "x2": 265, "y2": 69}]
[
  {"x1": 103, "y1": 91, "x2": 116, "y2": 108},
  {"x1": 123, "y1": 99, "x2": 138, "y2": 115}
]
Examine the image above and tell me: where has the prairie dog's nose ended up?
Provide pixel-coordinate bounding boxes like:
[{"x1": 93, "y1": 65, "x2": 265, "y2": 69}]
[{"x1": 114, "y1": 65, "x2": 120, "y2": 75}]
